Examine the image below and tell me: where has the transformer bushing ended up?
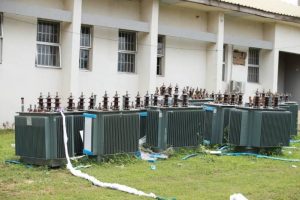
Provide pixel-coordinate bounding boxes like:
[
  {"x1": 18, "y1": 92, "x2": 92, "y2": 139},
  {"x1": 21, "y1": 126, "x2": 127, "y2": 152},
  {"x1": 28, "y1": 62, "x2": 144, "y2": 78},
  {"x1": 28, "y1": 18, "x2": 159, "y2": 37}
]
[
  {"x1": 254, "y1": 93, "x2": 260, "y2": 108},
  {"x1": 153, "y1": 90, "x2": 159, "y2": 106},
  {"x1": 284, "y1": 94, "x2": 289, "y2": 102},
  {"x1": 21, "y1": 97, "x2": 24, "y2": 112},
  {"x1": 135, "y1": 92, "x2": 141, "y2": 108},
  {"x1": 160, "y1": 83, "x2": 166, "y2": 96},
  {"x1": 173, "y1": 92, "x2": 179, "y2": 107},
  {"x1": 264, "y1": 96, "x2": 270, "y2": 108},
  {"x1": 144, "y1": 91, "x2": 150, "y2": 108},
  {"x1": 273, "y1": 95, "x2": 279, "y2": 108},
  {"x1": 203, "y1": 89, "x2": 206, "y2": 99},
  {"x1": 210, "y1": 92, "x2": 215, "y2": 101},
  {"x1": 174, "y1": 84, "x2": 179, "y2": 94},
  {"x1": 163, "y1": 92, "x2": 169, "y2": 107},
  {"x1": 78, "y1": 93, "x2": 85, "y2": 111},
  {"x1": 67, "y1": 93, "x2": 75, "y2": 111},
  {"x1": 189, "y1": 88, "x2": 194, "y2": 98},
  {"x1": 230, "y1": 94, "x2": 235, "y2": 105},
  {"x1": 182, "y1": 89, "x2": 188, "y2": 107},
  {"x1": 89, "y1": 93, "x2": 95, "y2": 110},
  {"x1": 168, "y1": 84, "x2": 172, "y2": 96},
  {"x1": 238, "y1": 93, "x2": 243, "y2": 105},
  {"x1": 123, "y1": 92, "x2": 130, "y2": 110},
  {"x1": 112, "y1": 92, "x2": 119, "y2": 111},
  {"x1": 38, "y1": 93, "x2": 44, "y2": 111},
  {"x1": 54, "y1": 92, "x2": 60, "y2": 111},
  {"x1": 217, "y1": 91, "x2": 222, "y2": 103},
  {"x1": 260, "y1": 90, "x2": 266, "y2": 106},
  {"x1": 33, "y1": 105, "x2": 37, "y2": 112},
  {"x1": 46, "y1": 92, "x2": 52, "y2": 112},
  {"x1": 223, "y1": 92, "x2": 229, "y2": 104},
  {"x1": 28, "y1": 104, "x2": 33, "y2": 112},
  {"x1": 279, "y1": 94, "x2": 283, "y2": 103},
  {"x1": 102, "y1": 91, "x2": 109, "y2": 111},
  {"x1": 199, "y1": 89, "x2": 203, "y2": 99}
]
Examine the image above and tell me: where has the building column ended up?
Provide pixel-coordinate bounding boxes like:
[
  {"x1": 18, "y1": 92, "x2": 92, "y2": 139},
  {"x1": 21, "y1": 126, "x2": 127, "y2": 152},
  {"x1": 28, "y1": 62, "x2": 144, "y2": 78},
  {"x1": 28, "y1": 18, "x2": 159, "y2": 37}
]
[
  {"x1": 61, "y1": 0, "x2": 82, "y2": 98},
  {"x1": 206, "y1": 12, "x2": 224, "y2": 92},
  {"x1": 138, "y1": 0, "x2": 159, "y2": 95}
]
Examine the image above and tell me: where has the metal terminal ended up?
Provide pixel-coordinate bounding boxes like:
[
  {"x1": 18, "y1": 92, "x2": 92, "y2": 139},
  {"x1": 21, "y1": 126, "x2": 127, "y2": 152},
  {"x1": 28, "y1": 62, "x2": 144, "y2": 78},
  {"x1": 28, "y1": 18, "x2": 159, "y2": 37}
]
[
  {"x1": 168, "y1": 84, "x2": 172, "y2": 96},
  {"x1": 54, "y1": 92, "x2": 60, "y2": 111},
  {"x1": 102, "y1": 91, "x2": 109, "y2": 111},
  {"x1": 112, "y1": 91, "x2": 119, "y2": 111},
  {"x1": 182, "y1": 89, "x2": 188, "y2": 107},
  {"x1": 144, "y1": 91, "x2": 150, "y2": 108},
  {"x1": 160, "y1": 83, "x2": 166, "y2": 96},
  {"x1": 46, "y1": 92, "x2": 52, "y2": 112},
  {"x1": 89, "y1": 93, "x2": 95, "y2": 110},
  {"x1": 173, "y1": 92, "x2": 179, "y2": 107},
  {"x1": 123, "y1": 91, "x2": 130, "y2": 110},
  {"x1": 163, "y1": 92, "x2": 169, "y2": 107},
  {"x1": 273, "y1": 95, "x2": 279, "y2": 108},
  {"x1": 67, "y1": 93, "x2": 75, "y2": 111},
  {"x1": 78, "y1": 92, "x2": 85, "y2": 111},
  {"x1": 135, "y1": 92, "x2": 141, "y2": 109},
  {"x1": 38, "y1": 92, "x2": 44, "y2": 111},
  {"x1": 21, "y1": 97, "x2": 24, "y2": 112}
]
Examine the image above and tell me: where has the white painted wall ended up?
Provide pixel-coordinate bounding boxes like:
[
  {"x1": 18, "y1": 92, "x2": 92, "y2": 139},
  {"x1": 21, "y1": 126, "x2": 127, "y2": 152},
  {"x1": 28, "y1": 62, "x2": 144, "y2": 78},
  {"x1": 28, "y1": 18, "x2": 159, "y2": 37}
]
[
  {"x1": 0, "y1": 14, "x2": 63, "y2": 125},
  {"x1": 156, "y1": 37, "x2": 207, "y2": 91},
  {"x1": 82, "y1": 0, "x2": 141, "y2": 21}
]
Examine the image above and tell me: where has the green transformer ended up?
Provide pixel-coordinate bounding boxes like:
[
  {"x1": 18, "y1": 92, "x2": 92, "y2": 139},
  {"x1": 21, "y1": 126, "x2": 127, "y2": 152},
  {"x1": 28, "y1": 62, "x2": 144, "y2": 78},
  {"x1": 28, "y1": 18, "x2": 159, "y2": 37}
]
[
  {"x1": 83, "y1": 110, "x2": 140, "y2": 158},
  {"x1": 279, "y1": 102, "x2": 298, "y2": 137},
  {"x1": 15, "y1": 112, "x2": 84, "y2": 167},
  {"x1": 229, "y1": 107, "x2": 291, "y2": 147},
  {"x1": 203, "y1": 104, "x2": 236, "y2": 145},
  {"x1": 146, "y1": 106, "x2": 205, "y2": 150}
]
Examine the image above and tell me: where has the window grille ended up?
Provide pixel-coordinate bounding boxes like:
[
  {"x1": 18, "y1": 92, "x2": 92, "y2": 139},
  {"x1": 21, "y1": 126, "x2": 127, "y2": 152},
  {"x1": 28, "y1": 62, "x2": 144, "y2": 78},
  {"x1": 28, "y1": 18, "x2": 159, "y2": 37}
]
[
  {"x1": 118, "y1": 31, "x2": 137, "y2": 73},
  {"x1": 248, "y1": 48, "x2": 260, "y2": 83},
  {"x1": 80, "y1": 26, "x2": 92, "y2": 70},
  {"x1": 36, "y1": 20, "x2": 60, "y2": 67},
  {"x1": 157, "y1": 35, "x2": 165, "y2": 76}
]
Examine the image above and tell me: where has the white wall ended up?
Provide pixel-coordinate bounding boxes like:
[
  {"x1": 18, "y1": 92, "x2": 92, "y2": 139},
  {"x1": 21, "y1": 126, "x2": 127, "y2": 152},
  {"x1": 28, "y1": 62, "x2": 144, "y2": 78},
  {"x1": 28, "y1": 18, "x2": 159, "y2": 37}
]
[
  {"x1": 82, "y1": 0, "x2": 141, "y2": 21},
  {"x1": 156, "y1": 37, "x2": 207, "y2": 91},
  {"x1": 0, "y1": 14, "x2": 63, "y2": 125}
]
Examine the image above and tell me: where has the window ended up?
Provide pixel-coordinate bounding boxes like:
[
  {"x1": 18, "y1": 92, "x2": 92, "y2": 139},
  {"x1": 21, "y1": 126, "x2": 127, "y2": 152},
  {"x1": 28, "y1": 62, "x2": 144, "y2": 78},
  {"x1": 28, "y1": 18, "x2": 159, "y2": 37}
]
[
  {"x1": 0, "y1": 13, "x2": 3, "y2": 64},
  {"x1": 248, "y1": 48, "x2": 260, "y2": 83},
  {"x1": 157, "y1": 35, "x2": 165, "y2": 76},
  {"x1": 80, "y1": 25, "x2": 92, "y2": 70},
  {"x1": 222, "y1": 45, "x2": 227, "y2": 81},
  {"x1": 36, "y1": 20, "x2": 60, "y2": 67},
  {"x1": 118, "y1": 30, "x2": 137, "y2": 73}
]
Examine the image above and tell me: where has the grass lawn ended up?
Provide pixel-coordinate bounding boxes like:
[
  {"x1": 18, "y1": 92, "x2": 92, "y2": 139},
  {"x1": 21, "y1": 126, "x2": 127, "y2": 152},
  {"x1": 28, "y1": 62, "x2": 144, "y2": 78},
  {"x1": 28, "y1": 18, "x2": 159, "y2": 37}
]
[{"x1": 0, "y1": 130, "x2": 300, "y2": 200}]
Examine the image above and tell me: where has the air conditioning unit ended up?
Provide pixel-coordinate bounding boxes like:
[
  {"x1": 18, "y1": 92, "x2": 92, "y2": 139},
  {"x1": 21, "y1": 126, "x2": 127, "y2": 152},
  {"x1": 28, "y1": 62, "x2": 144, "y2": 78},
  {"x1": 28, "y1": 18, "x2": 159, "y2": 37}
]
[
  {"x1": 203, "y1": 103, "x2": 236, "y2": 145},
  {"x1": 15, "y1": 112, "x2": 84, "y2": 167},
  {"x1": 146, "y1": 107, "x2": 205, "y2": 150},
  {"x1": 279, "y1": 102, "x2": 298, "y2": 137},
  {"x1": 83, "y1": 110, "x2": 140, "y2": 158},
  {"x1": 228, "y1": 107, "x2": 291, "y2": 147},
  {"x1": 229, "y1": 81, "x2": 245, "y2": 93}
]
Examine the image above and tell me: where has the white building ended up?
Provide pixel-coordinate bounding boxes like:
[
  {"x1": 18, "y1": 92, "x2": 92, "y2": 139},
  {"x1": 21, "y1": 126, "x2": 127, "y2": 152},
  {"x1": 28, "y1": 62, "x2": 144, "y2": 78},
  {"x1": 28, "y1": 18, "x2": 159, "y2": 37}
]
[{"x1": 0, "y1": 0, "x2": 300, "y2": 127}]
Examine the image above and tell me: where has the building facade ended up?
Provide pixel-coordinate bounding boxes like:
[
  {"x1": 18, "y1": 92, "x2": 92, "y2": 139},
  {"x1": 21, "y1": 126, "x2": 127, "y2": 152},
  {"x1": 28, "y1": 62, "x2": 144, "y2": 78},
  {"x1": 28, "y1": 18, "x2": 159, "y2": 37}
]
[{"x1": 0, "y1": 0, "x2": 300, "y2": 126}]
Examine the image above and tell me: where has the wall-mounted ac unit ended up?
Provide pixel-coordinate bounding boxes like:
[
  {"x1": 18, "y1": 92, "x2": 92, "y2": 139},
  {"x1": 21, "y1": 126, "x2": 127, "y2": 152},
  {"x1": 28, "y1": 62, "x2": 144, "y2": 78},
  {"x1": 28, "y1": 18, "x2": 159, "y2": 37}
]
[{"x1": 230, "y1": 81, "x2": 245, "y2": 93}]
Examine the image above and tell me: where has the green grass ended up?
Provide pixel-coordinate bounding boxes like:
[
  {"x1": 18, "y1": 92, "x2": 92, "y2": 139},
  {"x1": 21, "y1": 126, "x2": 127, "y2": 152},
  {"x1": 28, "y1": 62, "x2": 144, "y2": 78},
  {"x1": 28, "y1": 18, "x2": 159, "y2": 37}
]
[{"x1": 1, "y1": 130, "x2": 300, "y2": 200}]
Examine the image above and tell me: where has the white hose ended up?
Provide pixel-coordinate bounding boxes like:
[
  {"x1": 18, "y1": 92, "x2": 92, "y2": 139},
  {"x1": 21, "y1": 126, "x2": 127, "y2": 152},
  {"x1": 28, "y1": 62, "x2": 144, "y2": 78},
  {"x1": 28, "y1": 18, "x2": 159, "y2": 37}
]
[{"x1": 60, "y1": 111, "x2": 157, "y2": 199}]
